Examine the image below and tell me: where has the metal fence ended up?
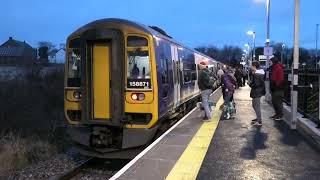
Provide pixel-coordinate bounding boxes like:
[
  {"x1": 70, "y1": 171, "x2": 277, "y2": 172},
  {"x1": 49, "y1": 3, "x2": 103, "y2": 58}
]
[{"x1": 283, "y1": 69, "x2": 320, "y2": 126}]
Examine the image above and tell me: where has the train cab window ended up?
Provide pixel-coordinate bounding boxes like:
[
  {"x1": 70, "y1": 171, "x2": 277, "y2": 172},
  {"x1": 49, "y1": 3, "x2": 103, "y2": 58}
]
[
  {"x1": 67, "y1": 38, "x2": 81, "y2": 87},
  {"x1": 127, "y1": 50, "x2": 151, "y2": 89},
  {"x1": 126, "y1": 36, "x2": 151, "y2": 89}
]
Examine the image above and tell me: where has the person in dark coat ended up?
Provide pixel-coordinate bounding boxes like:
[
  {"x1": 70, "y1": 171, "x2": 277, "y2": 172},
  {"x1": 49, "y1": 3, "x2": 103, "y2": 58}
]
[
  {"x1": 235, "y1": 67, "x2": 243, "y2": 88},
  {"x1": 270, "y1": 57, "x2": 285, "y2": 120},
  {"x1": 131, "y1": 63, "x2": 140, "y2": 77},
  {"x1": 249, "y1": 61, "x2": 266, "y2": 126},
  {"x1": 198, "y1": 62, "x2": 213, "y2": 121},
  {"x1": 241, "y1": 66, "x2": 247, "y2": 86}
]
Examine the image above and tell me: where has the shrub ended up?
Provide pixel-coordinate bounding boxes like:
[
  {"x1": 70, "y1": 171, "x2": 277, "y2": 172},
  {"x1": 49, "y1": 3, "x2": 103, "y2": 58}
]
[
  {"x1": 0, "y1": 65, "x2": 69, "y2": 177},
  {"x1": 0, "y1": 66, "x2": 65, "y2": 135}
]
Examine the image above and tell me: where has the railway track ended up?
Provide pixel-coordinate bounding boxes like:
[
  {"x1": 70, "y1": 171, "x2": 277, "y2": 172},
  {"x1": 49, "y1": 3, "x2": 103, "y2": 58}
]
[
  {"x1": 56, "y1": 157, "x2": 95, "y2": 180},
  {"x1": 8, "y1": 150, "x2": 127, "y2": 180}
]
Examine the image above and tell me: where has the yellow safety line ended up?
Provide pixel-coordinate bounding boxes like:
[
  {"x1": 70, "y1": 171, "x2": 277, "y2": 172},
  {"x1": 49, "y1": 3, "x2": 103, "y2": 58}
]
[{"x1": 166, "y1": 97, "x2": 224, "y2": 180}]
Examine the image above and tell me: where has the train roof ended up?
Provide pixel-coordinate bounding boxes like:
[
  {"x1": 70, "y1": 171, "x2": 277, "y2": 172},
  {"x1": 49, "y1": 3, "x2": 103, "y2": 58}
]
[{"x1": 69, "y1": 18, "x2": 219, "y2": 63}]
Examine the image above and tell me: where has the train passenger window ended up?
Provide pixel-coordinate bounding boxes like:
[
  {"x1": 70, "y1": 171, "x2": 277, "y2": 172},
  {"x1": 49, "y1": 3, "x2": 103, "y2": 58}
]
[
  {"x1": 127, "y1": 36, "x2": 148, "y2": 47},
  {"x1": 161, "y1": 59, "x2": 169, "y2": 84},
  {"x1": 158, "y1": 41, "x2": 172, "y2": 98},
  {"x1": 191, "y1": 72, "x2": 197, "y2": 81},
  {"x1": 183, "y1": 71, "x2": 191, "y2": 83},
  {"x1": 161, "y1": 58, "x2": 169, "y2": 98},
  {"x1": 127, "y1": 50, "x2": 151, "y2": 89}
]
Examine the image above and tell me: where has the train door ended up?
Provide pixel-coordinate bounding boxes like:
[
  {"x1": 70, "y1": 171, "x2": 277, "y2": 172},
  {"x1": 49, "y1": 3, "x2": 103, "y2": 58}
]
[
  {"x1": 171, "y1": 45, "x2": 180, "y2": 109},
  {"x1": 80, "y1": 29, "x2": 124, "y2": 126},
  {"x1": 92, "y1": 43, "x2": 111, "y2": 119}
]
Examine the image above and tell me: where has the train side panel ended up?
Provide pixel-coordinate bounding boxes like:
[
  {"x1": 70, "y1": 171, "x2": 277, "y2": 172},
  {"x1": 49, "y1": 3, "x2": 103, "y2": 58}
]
[{"x1": 154, "y1": 38, "x2": 175, "y2": 119}]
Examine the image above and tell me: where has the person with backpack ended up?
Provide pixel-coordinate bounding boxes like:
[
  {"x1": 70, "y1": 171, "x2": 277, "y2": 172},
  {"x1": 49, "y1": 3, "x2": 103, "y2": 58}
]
[
  {"x1": 249, "y1": 61, "x2": 266, "y2": 126},
  {"x1": 198, "y1": 62, "x2": 213, "y2": 121},
  {"x1": 221, "y1": 68, "x2": 237, "y2": 119}
]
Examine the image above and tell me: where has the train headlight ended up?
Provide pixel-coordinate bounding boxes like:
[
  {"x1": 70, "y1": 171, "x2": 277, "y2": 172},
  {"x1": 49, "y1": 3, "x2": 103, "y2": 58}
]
[
  {"x1": 131, "y1": 93, "x2": 138, "y2": 100},
  {"x1": 73, "y1": 91, "x2": 82, "y2": 99},
  {"x1": 131, "y1": 93, "x2": 145, "y2": 101}
]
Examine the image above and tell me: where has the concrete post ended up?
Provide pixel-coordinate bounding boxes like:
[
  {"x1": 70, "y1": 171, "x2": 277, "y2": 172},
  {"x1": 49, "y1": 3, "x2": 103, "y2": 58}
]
[
  {"x1": 265, "y1": 0, "x2": 272, "y2": 102},
  {"x1": 291, "y1": 0, "x2": 300, "y2": 129}
]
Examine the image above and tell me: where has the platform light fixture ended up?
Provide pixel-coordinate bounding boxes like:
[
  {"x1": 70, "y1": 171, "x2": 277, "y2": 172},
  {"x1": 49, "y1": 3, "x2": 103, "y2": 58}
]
[{"x1": 247, "y1": 30, "x2": 256, "y2": 60}]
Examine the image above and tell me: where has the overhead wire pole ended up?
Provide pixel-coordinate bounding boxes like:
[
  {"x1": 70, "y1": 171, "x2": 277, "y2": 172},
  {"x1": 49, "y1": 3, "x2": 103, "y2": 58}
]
[
  {"x1": 291, "y1": 0, "x2": 300, "y2": 129},
  {"x1": 247, "y1": 31, "x2": 255, "y2": 66},
  {"x1": 317, "y1": 23, "x2": 320, "y2": 127},
  {"x1": 316, "y1": 24, "x2": 319, "y2": 68},
  {"x1": 265, "y1": 0, "x2": 272, "y2": 102},
  {"x1": 253, "y1": 32, "x2": 256, "y2": 61},
  {"x1": 244, "y1": 43, "x2": 250, "y2": 81}
]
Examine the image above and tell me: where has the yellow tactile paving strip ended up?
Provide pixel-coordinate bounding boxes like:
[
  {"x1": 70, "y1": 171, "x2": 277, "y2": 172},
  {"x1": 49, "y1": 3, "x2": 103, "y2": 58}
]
[{"x1": 166, "y1": 97, "x2": 224, "y2": 180}]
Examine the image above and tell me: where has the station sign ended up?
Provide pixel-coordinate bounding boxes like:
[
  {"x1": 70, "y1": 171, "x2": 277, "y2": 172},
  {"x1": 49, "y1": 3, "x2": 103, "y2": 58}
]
[{"x1": 264, "y1": 47, "x2": 273, "y2": 56}]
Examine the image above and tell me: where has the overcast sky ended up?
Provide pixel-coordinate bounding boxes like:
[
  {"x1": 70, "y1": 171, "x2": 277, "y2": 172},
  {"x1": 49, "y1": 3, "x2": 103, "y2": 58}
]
[{"x1": 1, "y1": 0, "x2": 319, "y2": 50}]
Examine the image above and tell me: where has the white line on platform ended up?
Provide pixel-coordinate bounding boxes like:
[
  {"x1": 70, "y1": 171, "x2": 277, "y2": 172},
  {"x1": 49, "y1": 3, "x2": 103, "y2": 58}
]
[
  {"x1": 211, "y1": 86, "x2": 221, "y2": 97},
  {"x1": 109, "y1": 87, "x2": 221, "y2": 180}
]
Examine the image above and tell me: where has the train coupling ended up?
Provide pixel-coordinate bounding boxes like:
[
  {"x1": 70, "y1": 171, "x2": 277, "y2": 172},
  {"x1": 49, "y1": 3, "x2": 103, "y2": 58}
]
[{"x1": 90, "y1": 127, "x2": 113, "y2": 148}]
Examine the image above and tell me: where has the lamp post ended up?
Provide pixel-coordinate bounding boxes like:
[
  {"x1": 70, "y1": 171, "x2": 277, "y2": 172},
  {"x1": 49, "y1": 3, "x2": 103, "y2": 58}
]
[
  {"x1": 244, "y1": 44, "x2": 251, "y2": 81},
  {"x1": 247, "y1": 30, "x2": 256, "y2": 61},
  {"x1": 281, "y1": 43, "x2": 286, "y2": 65},
  {"x1": 244, "y1": 43, "x2": 251, "y2": 65}
]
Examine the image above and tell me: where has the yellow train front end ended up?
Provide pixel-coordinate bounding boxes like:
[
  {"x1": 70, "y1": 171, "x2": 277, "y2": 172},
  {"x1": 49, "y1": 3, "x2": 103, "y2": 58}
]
[{"x1": 64, "y1": 19, "x2": 159, "y2": 158}]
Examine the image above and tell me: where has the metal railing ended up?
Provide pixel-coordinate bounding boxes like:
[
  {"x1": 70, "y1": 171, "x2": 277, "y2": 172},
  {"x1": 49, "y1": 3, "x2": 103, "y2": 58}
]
[{"x1": 283, "y1": 69, "x2": 320, "y2": 127}]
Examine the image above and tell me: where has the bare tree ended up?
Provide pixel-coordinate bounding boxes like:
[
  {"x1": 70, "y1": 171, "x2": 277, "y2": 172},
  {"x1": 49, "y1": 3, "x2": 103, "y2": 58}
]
[
  {"x1": 38, "y1": 41, "x2": 59, "y2": 63},
  {"x1": 195, "y1": 45, "x2": 242, "y2": 65}
]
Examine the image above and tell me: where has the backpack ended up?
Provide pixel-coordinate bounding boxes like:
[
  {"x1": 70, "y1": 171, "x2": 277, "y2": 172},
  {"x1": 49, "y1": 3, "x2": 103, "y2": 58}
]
[{"x1": 222, "y1": 74, "x2": 235, "y2": 91}]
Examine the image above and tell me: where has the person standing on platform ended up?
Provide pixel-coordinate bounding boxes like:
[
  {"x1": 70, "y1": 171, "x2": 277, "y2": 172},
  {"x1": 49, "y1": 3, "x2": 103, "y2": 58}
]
[
  {"x1": 221, "y1": 68, "x2": 237, "y2": 119},
  {"x1": 219, "y1": 65, "x2": 227, "y2": 106},
  {"x1": 249, "y1": 61, "x2": 266, "y2": 126},
  {"x1": 270, "y1": 57, "x2": 285, "y2": 121},
  {"x1": 228, "y1": 68, "x2": 237, "y2": 115},
  {"x1": 235, "y1": 67, "x2": 243, "y2": 88},
  {"x1": 241, "y1": 66, "x2": 247, "y2": 86},
  {"x1": 217, "y1": 66, "x2": 224, "y2": 79},
  {"x1": 198, "y1": 62, "x2": 213, "y2": 121}
]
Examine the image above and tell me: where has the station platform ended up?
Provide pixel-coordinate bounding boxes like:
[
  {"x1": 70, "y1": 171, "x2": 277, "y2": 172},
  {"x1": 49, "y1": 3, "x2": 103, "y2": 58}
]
[{"x1": 111, "y1": 86, "x2": 320, "y2": 180}]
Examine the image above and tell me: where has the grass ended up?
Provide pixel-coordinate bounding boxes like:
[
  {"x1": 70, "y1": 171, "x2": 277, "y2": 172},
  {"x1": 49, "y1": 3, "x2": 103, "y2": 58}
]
[{"x1": 0, "y1": 132, "x2": 58, "y2": 177}]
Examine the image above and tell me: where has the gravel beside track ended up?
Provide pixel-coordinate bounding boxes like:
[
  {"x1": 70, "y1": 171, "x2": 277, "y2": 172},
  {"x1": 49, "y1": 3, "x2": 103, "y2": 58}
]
[{"x1": 8, "y1": 150, "x2": 90, "y2": 180}]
